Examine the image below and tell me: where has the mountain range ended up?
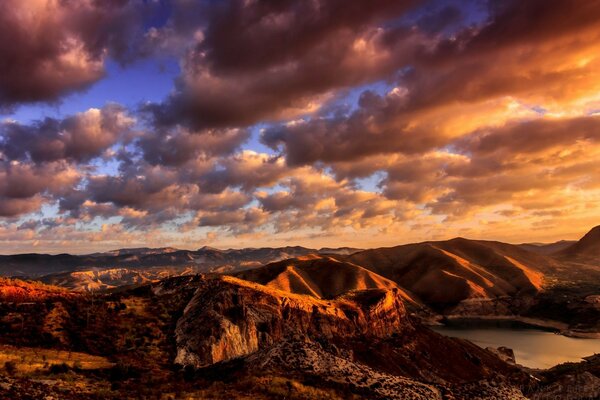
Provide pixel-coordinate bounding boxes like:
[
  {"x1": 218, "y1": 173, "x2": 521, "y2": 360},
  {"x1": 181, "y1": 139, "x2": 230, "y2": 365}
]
[
  {"x1": 2, "y1": 226, "x2": 600, "y2": 333},
  {"x1": 0, "y1": 245, "x2": 361, "y2": 278},
  {"x1": 0, "y1": 226, "x2": 599, "y2": 399}
]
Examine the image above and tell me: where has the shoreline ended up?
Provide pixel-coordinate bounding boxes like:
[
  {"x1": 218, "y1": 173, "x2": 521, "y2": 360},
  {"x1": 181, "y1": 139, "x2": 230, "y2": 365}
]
[{"x1": 428, "y1": 315, "x2": 600, "y2": 339}]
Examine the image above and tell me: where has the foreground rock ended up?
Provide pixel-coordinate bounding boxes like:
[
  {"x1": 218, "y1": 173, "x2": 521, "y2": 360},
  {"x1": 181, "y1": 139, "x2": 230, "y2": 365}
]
[
  {"x1": 173, "y1": 275, "x2": 411, "y2": 367},
  {"x1": 528, "y1": 354, "x2": 600, "y2": 400},
  {"x1": 166, "y1": 275, "x2": 531, "y2": 399},
  {"x1": 4, "y1": 274, "x2": 593, "y2": 399}
]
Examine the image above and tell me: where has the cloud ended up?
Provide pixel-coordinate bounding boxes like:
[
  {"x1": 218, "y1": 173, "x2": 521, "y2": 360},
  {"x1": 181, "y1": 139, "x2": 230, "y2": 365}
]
[
  {"x1": 3, "y1": 0, "x2": 600, "y2": 250},
  {"x1": 256, "y1": 168, "x2": 405, "y2": 232},
  {"x1": 261, "y1": 0, "x2": 600, "y2": 165},
  {"x1": 138, "y1": 126, "x2": 249, "y2": 166},
  {"x1": 452, "y1": 116, "x2": 600, "y2": 156},
  {"x1": 1, "y1": 104, "x2": 133, "y2": 163},
  {"x1": 380, "y1": 116, "x2": 600, "y2": 217},
  {"x1": 144, "y1": 0, "x2": 430, "y2": 129},
  {"x1": 0, "y1": 0, "x2": 153, "y2": 109},
  {"x1": 198, "y1": 151, "x2": 289, "y2": 193},
  {"x1": 0, "y1": 161, "x2": 80, "y2": 216}
]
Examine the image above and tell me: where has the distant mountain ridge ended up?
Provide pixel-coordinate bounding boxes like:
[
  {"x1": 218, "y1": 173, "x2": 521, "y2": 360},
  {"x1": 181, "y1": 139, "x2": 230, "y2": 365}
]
[
  {"x1": 0, "y1": 246, "x2": 362, "y2": 279},
  {"x1": 518, "y1": 240, "x2": 576, "y2": 255}
]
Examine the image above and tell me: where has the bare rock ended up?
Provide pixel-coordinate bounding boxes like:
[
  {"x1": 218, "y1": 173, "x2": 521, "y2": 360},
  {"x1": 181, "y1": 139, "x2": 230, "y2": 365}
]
[{"x1": 174, "y1": 276, "x2": 411, "y2": 368}]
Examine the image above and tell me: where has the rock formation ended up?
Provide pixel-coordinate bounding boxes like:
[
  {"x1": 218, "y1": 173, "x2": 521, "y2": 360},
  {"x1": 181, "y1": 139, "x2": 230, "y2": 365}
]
[{"x1": 172, "y1": 275, "x2": 411, "y2": 367}]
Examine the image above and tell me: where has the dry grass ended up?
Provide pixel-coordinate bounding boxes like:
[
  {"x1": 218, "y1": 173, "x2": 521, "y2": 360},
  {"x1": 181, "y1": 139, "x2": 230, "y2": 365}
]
[
  {"x1": 0, "y1": 344, "x2": 113, "y2": 375},
  {"x1": 121, "y1": 297, "x2": 152, "y2": 317},
  {"x1": 156, "y1": 376, "x2": 361, "y2": 400}
]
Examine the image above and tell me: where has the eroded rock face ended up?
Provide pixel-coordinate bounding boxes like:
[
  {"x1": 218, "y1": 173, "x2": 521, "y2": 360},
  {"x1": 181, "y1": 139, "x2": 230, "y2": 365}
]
[{"x1": 174, "y1": 276, "x2": 411, "y2": 368}]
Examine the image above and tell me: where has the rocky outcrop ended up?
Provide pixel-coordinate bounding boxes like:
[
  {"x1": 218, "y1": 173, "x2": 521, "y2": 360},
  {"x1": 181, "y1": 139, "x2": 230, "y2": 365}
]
[
  {"x1": 528, "y1": 354, "x2": 600, "y2": 400},
  {"x1": 486, "y1": 346, "x2": 516, "y2": 364},
  {"x1": 174, "y1": 275, "x2": 411, "y2": 368},
  {"x1": 531, "y1": 371, "x2": 600, "y2": 400},
  {"x1": 247, "y1": 339, "x2": 442, "y2": 400}
]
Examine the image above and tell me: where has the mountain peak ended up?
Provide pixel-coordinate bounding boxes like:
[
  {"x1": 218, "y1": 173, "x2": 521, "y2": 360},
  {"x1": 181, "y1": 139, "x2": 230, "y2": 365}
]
[
  {"x1": 197, "y1": 245, "x2": 221, "y2": 252},
  {"x1": 583, "y1": 224, "x2": 600, "y2": 238},
  {"x1": 556, "y1": 225, "x2": 600, "y2": 260}
]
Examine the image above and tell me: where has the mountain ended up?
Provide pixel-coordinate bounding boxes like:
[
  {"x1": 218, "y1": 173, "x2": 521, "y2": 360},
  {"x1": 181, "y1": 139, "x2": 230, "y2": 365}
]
[
  {"x1": 170, "y1": 275, "x2": 530, "y2": 399},
  {"x1": 518, "y1": 240, "x2": 576, "y2": 255},
  {"x1": 233, "y1": 255, "x2": 417, "y2": 304},
  {"x1": 173, "y1": 274, "x2": 412, "y2": 368},
  {"x1": 342, "y1": 238, "x2": 551, "y2": 310},
  {"x1": 328, "y1": 236, "x2": 600, "y2": 333},
  {"x1": 0, "y1": 246, "x2": 359, "y2": 279},
  {"x1": 0, "y1": 274, "x2": 533, "y2": 399},
  {"x1": 317, "y1": 247, "x2": 362, "y2": 255},
  {"x1": 95, "y1": 247, "x2": 180, "y2": 257},
  {"x1": 40, "y1": 267, "x2": 196, "y2": 291},
  {"x1": 555, "y1": 225, "x2": 600, "y2": 263},
  {"x1": 4, "y1": 272, "x2": 600, "y2": 399},
  {"x1": 0, "y1": 253, "x2": 91, "y2": 277}
]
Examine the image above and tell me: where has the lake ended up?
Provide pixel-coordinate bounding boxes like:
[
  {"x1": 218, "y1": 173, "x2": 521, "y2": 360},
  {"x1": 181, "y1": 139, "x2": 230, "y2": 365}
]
[{"x1": 432, "y1": 323, "x2": 600, "y2": 369}]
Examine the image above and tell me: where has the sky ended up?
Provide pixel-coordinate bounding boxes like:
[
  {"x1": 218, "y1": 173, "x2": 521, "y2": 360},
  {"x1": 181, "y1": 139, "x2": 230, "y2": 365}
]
[{"x1": 0, "y1": 0, "x2": 599, "y2": 254}]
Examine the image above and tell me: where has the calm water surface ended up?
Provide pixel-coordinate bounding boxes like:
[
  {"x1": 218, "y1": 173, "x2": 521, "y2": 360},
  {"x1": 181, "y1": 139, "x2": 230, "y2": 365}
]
[{"x1": 432, "y1": 325, "x2": 600, "y2": 369}]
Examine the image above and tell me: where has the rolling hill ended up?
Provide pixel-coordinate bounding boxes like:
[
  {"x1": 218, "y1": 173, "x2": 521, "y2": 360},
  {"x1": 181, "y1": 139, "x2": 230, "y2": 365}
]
[
  {"x1": 0, "y1": 277, "x2": 77, "y2": 302},
  {"x1": 234, "y1": 255, "x2": 418, "y2": 304},
  {"x1": 341, "y1": 238, "x2": 553, "y2": 308}
]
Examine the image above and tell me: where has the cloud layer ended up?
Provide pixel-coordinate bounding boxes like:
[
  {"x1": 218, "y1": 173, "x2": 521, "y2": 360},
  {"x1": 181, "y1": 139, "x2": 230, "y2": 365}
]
[{"x1": 1, "y1": 0, "x2": 600, "y2": 252}]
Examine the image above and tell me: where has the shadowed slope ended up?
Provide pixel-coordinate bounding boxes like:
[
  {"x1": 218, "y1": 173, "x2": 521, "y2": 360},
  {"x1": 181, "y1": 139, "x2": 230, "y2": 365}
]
[
  {"x1": 556, "y1": 225, "x2": 600, "y2": 263},
  {"x1": 519, "y1": 240, "x2": 576, "y2": 255},
  {"x1": 344, "y1": 238, "x2": 551, "y2": 307}
]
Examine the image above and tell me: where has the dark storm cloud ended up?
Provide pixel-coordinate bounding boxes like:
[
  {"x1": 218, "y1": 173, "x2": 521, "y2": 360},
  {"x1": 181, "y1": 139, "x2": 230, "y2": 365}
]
[
  {"x1": 87, "y1": 163, "x2": 181, "y2": 210},
  {"x1": 261, "y1": 89, "x2": 445, "y2": 166},
  {"x1": 0, "y1": 0, "x2": 156, "y2": 109},
  {"x1": 144, "y1": 0, "x2": 430, "y2": 130},
  {"x1": 199, "y1": 0, "x2": 419, "y2": 73},
  {"x1": 452, "y1": 117, "x2": 600, "y2": 156}
]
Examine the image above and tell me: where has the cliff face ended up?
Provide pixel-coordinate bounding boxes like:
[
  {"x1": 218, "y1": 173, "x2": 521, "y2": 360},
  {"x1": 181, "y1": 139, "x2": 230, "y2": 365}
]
[
  {"x1": 166, "y1": 275, "x2": 530, "y2": 398},
  {"x1": 172, "y1": 276, "x2": 411, "y2": 368}
]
